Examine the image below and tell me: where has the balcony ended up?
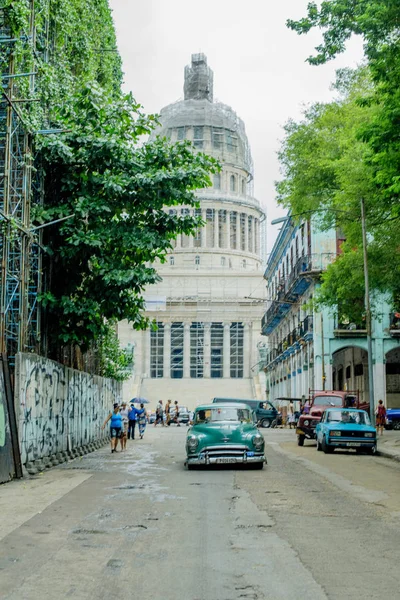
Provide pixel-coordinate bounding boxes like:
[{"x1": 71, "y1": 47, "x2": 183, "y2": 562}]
[
  {"x1": 263, "y1": 317, "x2": 313, "y2": 370},
  {"x1": 333, "y1": 320, "x2": 367, "y2": 337},
  {"x1": 262, "y1": 254, "x2": 336, "y2": 335},
  {"x1": 390, "y1": 312, "x2": 400, "y2": 337}
]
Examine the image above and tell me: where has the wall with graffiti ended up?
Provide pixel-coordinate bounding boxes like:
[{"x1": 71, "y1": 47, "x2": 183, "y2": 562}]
[{"x1": 15, "y1": 354, "x2": 121, "y2": 466}]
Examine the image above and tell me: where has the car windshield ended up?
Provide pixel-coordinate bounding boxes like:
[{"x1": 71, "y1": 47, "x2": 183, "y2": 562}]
[
  {"x1": 179, "y1": 407, "x2": 189, "y2": 412},
  {"x1": 327, "y1": 410, "x2": 371, "y2": 425},
  {"x1": 314, "y1": 395, "x2": 343, "y2": 407},
  {"x1": 195, "y1": 407, "x2": 252, "y2": 423}
]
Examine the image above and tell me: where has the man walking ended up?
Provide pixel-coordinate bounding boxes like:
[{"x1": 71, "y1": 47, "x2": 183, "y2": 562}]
[
  {"x1": 165, "y1": 399, "x2": 172, "y2": 426},
  {"x1": 173, "y1": 400, "x2": 181, "y2": 427},
  {"x1": 154, "y1": 400, "x2": 164, "y2": 426},
  {"x1": 128, "y1": 402, "x2": 137, "y2": 440}
]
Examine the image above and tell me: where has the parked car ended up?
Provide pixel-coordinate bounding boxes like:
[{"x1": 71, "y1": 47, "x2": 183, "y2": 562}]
[
  {"x1": 178, "y1": 406, "x2": 190, "y2": 425},
  {"x1": 185, "y1": 403, "x2": 266, "y2": 469},
  {"x1": 315, "y1": 408, "x2": 376, "y2": 455},
  {"x1": 386, "y1": 408, "x2": 400, "y2": 430},
  {"x1": 297, "y1": 390, "x2": 364, "y2": 446},
  {"x1": 212, "y1": 397, "x2": 278, "y2": 428}
]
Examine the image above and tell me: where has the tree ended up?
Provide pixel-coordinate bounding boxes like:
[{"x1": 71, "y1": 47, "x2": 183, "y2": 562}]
[
  {"x1": 284, "y1": 2, "x2": 400, "y2": 311},
  {"x1": 37, "y1": 85, "x2": 219, "y2": 350}
]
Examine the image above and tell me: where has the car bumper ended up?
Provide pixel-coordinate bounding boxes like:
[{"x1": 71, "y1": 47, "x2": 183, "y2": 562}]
[
  {"x1": 186, "y1": 453, "x2": 266, "y2": 466},
  {"x1": 328, "y1": 439, "x2": 376, "y2": 448}
]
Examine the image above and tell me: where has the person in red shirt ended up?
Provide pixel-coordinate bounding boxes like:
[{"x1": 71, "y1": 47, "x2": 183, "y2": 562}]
[{"x1": 376, "y1": 399, "x2": 386, "y2": 436}]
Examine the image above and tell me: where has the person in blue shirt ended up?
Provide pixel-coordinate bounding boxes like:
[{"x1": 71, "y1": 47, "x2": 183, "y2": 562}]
[
  {"x1": 102, "y1": 403, "x2": 123, "y2": 453},
  {"x1": 128, "y1": 403, "x2": 137, "y2": 440}
]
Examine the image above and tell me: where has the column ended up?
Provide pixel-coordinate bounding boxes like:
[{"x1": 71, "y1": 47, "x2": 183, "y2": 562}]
[
  {"x1": 226, "y1": 210, "x2": 231, "y2": 249},
  {"x1": 244, "y1": 214, "x2": 249, "y2": 253},
  {"x1": 243, "y1": 323, "x2": 250, "y2": 378},
  {"x1": 184, "y1": 322, "x2": 191, "y2": 378},
  {"x1": 254, "y1": 219, "x2": 259, "y2": 254},
  {"x1": 163, "y1": 323, "x2": 171, "y2": 378},
  {"x1": 144, "y1": 329, "x2": 151, "y2": 378},
  {"x1": 204, "y1": 323, "x2": 211, "y2": 378},
  {"x1": 249, "y1": 217, "x2": 254, "y2": 253},
  {"x1": 201, "y1": 209, "x2": 207, "y2": 248},
  {"x1": 176, "y1": 233, "x2": 181, "y2": 249},
  {"x1": 213, "y1": 208, "x2": 219, "y2": 248},
  {"x1": 223, "y1": 322, "x2": 230, "y2": 378},
  {"x1": 235, "y1": 211, "x2": 240, "y2": 251},
  {"x1": 189, "y1": 210, "x2": 194, "y2": 248},
  {"x1": 373, "y1": 339, "x2": 386, "y2": 405}
]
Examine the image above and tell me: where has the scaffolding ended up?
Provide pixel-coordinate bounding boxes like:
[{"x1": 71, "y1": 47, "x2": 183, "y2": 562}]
[{"x1": 0, "y1": 3, "x2": 44, "y2": 364}]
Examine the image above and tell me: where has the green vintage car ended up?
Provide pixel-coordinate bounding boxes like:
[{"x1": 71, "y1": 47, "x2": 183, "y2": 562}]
[{"x1": 185, "y1": 403, "x2": 266, "y2": 469}]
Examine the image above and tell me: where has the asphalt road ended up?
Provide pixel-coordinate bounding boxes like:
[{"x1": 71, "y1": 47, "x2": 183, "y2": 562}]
[{"x1": 1, "y1": 427, "x2": 400, "y2": 600}]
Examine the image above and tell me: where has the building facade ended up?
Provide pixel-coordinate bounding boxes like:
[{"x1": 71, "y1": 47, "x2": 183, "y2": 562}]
[
  {"x1": 261, "y1": 216, "x2": 400, "y2": 408},
  {"x1": 118, "y1": 54, "x2": 266, "y2": 408}
]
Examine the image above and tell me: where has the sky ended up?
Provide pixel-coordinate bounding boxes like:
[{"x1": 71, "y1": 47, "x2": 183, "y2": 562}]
[{"x1": 109, "y1": 0, "x2": 364, "y2": 251}]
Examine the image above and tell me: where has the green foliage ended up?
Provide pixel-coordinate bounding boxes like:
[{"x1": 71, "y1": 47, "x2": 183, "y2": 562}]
[
  {"x1": 284, "y1": 2, "x2": 400, "y2": 313},
  {"x1": 38, "y1": 84, "x2": 218, "y2": 350},
  {"x1": 5, "y1": 0, "x2": 219, "y2": 354},
  {"x1": 97, "y1": 321, "x2": 133, "y2": 382}
]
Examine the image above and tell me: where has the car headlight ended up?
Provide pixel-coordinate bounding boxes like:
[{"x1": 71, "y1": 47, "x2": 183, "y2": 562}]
[
  {"x1": 364, "y1": 432, "x2": 374, "y2": 438},
  {"x1": 252, "y1": 434, "x2": 264, "y2": 449},
  {"x1": 330, "y1": 431, "x2": 341, "y2": 437},
  {"x1": 187, "y1": 436, "x2": 199, "y2": 451},
  {"x1": 303, "y1": 419, "x2": 310, "y2": 426}
]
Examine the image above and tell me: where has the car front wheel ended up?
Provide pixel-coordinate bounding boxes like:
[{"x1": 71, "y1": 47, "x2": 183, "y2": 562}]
[
  {"x1": 260, "y1": 418, "x2": 271, "y2": 428},
  {"x1": 322, "y1": 436, "x2": 334, "y2": 454},
  {"x1": 316, "y1": 436, "x2": 322, "y2": 451},
  {"x1": 393, "y1": 421, "x2": 400, "y2": 430}
]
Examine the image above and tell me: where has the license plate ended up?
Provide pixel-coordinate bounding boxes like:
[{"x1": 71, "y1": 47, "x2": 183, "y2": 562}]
[
  {"x1": 346, "y1": 442, "x2": 361, "y2": 447},
  {"x1": 215, "y1": 458, "x2": 237, "y2": 464},
  {"x1": 247, "y1": 452, "x2": 255, "y2": 457}
]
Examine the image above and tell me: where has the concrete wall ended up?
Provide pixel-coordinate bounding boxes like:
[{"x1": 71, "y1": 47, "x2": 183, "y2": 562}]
[{"x1": 15, "y1": 353, "x2": 121, "y2": 467}]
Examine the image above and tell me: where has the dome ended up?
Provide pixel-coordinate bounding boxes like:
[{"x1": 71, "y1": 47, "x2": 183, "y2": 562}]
[{"x1": 150, "y1": 54, "x2": 254, "y2": 177}]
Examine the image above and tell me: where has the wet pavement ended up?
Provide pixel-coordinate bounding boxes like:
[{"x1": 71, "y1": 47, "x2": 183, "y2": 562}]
[{"x1": 1, "y1": 426, "x2": 400, "y2": 599}]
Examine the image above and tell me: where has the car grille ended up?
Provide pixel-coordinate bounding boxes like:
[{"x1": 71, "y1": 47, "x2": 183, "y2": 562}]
[
  {"x1": 337, "y1": 431, "x2": 374, "y2": 438},
  {"x1": 200, "y1": 445, "x2": 251, "y2": 457}
]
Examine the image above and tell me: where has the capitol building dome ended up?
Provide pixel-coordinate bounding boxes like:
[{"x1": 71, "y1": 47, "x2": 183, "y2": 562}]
[{"x1": 119, "y1": 54, "x2": 266, "y2": 407}]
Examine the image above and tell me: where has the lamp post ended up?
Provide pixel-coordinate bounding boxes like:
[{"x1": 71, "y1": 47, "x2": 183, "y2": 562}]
[{"x1": 271, "y1": 205, "x2": 375, "y2": 425}]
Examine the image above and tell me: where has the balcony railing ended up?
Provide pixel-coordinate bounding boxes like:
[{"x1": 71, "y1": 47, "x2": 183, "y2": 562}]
[{"x1": 334, "y1": 319, "x2": 366, "y2": 337}]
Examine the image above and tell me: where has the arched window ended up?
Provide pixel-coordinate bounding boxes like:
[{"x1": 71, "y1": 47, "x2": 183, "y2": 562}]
[
  {"x1": 169, "y1": 256, "x2": 175, "y2": 266},
  {"x1": 195, "y1": 255, "x2": 200, "y2": 266},
  {"x1": 230, "y1": 174, "x2": 236, "y2": 192},
  {"x1": 213, "y1": 173, "x2": 221, "y2": 189},
  {"x1": 221, "y1": 256, "x2": 226, "y2": 266}
]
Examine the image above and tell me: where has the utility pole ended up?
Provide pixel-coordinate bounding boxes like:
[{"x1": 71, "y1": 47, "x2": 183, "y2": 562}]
[{"x1": 360, "y1": 198, "x2": 375, "y2": 426}]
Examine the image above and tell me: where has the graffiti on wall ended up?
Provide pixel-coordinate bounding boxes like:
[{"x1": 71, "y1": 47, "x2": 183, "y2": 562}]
[{"x1": 15, "y1": 354, "x2": 121, "y2": 465}]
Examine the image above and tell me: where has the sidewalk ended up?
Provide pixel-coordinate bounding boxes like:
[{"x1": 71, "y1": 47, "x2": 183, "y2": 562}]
[{"x1": 377, "y1": 429, "x2": 400, "y2": 461}]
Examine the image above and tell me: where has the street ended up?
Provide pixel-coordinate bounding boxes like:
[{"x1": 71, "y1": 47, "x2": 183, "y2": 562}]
[{"x1": 1, "y1": 428, "x2": 400, "y2": 600}]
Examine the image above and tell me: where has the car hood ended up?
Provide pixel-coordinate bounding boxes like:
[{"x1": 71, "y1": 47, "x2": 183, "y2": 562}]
[
  {"x1": 387, "y1": 409, "x2": 400, "y2": 418},
  {"x1": 322, "y1": 423, "x2": 376, "y2": 433},
  {"x1": 189, "y1": 422, "x2": 257, "y2": 443}
]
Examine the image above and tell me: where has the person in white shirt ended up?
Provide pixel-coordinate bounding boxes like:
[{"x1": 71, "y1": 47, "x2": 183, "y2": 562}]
[{"x1": 119, "y1": 402, "x2": 129, "y2": 450}]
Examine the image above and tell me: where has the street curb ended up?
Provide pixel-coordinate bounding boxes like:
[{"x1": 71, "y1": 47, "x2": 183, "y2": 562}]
[{"x1": 376, "y1": 449, "x2": 400, "y2": 463}]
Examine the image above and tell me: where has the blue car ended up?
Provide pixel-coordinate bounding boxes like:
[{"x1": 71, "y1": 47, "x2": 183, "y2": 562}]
[
  {"x1": 386, "y1": 408, "x2": 400, "y2": 430},
  {"x1": 315, "y1": 409, "x2": 376, "y2": 455}
]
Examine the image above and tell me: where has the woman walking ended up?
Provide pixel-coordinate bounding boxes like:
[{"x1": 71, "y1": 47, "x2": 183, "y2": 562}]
[
  {"x1": 376, "y1": 399, "x2": 387, "y2": 436},
  {"x1": 137, "y1": 403, "x2": 147, "y2": 439},
  {"x1": 102, "y1": 403, "x2": 123, "y2": 453}
]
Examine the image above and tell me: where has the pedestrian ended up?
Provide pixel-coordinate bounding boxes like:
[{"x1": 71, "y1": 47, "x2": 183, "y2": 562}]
[
  {"x1": 375, "y1": 399, "x2": 386, "y2": 436},
  {"x1": 288, "y1": 401, "x2": 295, "y2": 429},
  {"x1": 128, "y1": 402, "x2": 137, "y2": 440},
  {"x1": 102, "y1": 403, "x2": 122, "y2": 453},
  {"x1": 165, "y1": 399, "x2": 172, "y2": 426},
  {"x1": 119, "y1": 401, "x2": 129, "y2": 451},
  {"x1": 173, "y1": 400, "x2": 181, "y2": 427},
  {"x1": 136, "y1": 403, "x2": 147, "y2": 439},
  {"x1": 154, "y1": 400, "x2": 164, "y2": 426}
]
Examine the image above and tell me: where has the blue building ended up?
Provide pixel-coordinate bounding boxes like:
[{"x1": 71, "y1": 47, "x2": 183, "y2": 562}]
[{"x1": 261, "y1": 216, "x2": 400, "y2": 409}]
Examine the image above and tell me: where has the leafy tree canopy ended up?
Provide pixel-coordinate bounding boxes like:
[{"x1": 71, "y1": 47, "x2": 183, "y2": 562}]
[
  {"x1": 276, "y1": 68, "x2": 400, "y2": 322},
  {"x1": 38, "y1": 85, "x2": 218, "y2": 350},
  {"x1": 284, "y1": 2, "x2": 400, "y2": 316}
]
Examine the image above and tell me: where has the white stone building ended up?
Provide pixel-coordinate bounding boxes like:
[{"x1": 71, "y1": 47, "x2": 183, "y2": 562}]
[{"x1": 118, "y1": 54, "x2": 266, "y2": 408}]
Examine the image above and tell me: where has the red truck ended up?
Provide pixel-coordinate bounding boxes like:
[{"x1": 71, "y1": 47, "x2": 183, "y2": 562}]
[{"x1": 296, "y1": 390, "x2": 368, "y2": 446}]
